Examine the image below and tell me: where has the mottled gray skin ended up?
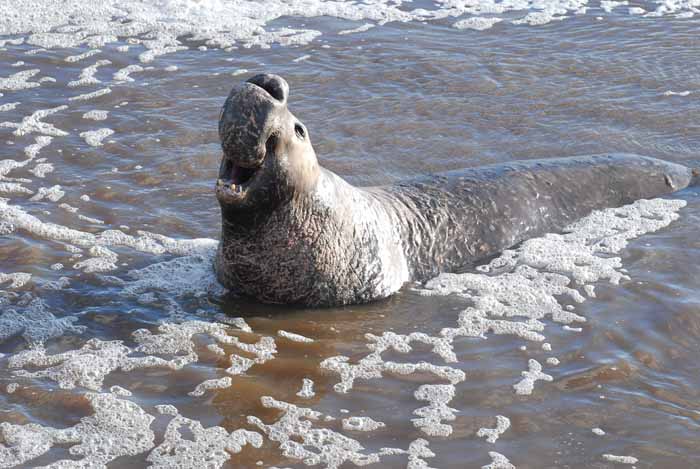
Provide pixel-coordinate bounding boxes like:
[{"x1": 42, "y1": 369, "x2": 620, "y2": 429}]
[{"x1": 215, "y1": 74, "x2": 698, "y2": 307}]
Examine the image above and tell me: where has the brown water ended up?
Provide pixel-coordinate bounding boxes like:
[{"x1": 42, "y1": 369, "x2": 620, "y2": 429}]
[{"x1": 1, "y1": 3, "x2": 700, "y2": 468}]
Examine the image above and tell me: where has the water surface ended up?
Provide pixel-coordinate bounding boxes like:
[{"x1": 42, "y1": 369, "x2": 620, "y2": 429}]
[{"x1": 1, "y1": 2, "x2": 700, "y2": 468}]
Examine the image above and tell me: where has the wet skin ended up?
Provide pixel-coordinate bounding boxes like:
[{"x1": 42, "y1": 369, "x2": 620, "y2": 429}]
[{"x1": 215, "y1": 74, "x2": 699, "y2": 307}]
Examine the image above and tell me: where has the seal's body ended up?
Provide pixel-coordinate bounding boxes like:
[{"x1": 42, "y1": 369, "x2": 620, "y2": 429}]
[{"x1": 215, "y1": 74, "x2": 696, "y2": 306}]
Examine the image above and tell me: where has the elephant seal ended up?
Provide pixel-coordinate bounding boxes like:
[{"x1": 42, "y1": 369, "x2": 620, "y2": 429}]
[{"x1": 215, "y1": 74, "x2": 698, "y2": 307}]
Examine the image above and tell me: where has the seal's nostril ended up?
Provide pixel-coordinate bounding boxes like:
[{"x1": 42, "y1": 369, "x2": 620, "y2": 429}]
[{"x1": 247, "y1": 74, "x2": 289, "y2": 104}]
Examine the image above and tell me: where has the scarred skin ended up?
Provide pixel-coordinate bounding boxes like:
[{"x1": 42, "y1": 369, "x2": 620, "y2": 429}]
[{"x1": 215, "y1": 74, "x2": 699, "y2": 307}]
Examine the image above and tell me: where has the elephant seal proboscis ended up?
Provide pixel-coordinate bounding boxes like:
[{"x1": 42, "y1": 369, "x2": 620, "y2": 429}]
[{"x1": 215, "y1": 74, "x2": 698, "y2": 306}]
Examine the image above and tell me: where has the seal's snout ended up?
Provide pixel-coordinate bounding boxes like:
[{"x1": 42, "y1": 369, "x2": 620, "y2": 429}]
[
  {"x1": 247, "y1": 73, "x2": 288, "y2": 105},
  {"x1": 217, "y1": 73, "x2": 294, "y2": 205}
]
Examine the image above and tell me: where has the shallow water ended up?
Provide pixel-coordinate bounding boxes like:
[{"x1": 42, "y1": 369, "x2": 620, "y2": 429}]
[{"x1": 1, "y1": 2, "x2": 700, "y2": 468}]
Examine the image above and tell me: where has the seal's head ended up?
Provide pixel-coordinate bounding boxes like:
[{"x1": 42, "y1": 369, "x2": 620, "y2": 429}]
[{"x1": 216, "y1": 74, "x2": 319, "y2": 222}]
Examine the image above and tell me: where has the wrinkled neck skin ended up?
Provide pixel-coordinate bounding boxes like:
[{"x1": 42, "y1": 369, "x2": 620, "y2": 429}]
[{"x1": 216, "y1": 167, "x2": 409, "y2": 306}]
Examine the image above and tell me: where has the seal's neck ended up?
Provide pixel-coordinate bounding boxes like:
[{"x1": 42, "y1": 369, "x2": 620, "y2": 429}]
[{"x1": 217, "y1": 167, "x2": 409, "y2": 305}]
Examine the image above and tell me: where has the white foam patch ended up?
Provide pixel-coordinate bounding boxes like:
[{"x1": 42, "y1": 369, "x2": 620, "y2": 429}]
[
  {"x1": 454, "y1": 16, "x2": 503, "y2": 30},
  {"x1": 82, "y1": 109, "x2": 109, "y2": 121},
  {"x1": 249, "y1": 396, "x2": 404, "y2": 467},
  {"x1": 80, "y1": 127, "x2": 114, "y2": 146},
  {"x1": 0, "y1": 198, "x2": 219, "y2": 278},
  {"x1": 338, "y1": 23, "x2": 375, "y2": 35},
  {"x1": 123, "y1": 246, "x2": 223, "y2": 298},
  {"x1": 601, "y1": 0, "x2": 629, "y2": 11},
  {"x1": 0, "y1": 0, "x2": 693, "y2": 66},
  {"x1": 0, "y1": 105, "x2": 68, "y2": 137},
  {"x1": 109, "y1": 385, "x2": 132, "y2": 396},
  {"x1": 0, "y1": 69, "x2": 41, "y2": 91},
  {"x1": 28, "y1": 162, "x2": 54, "y2": 178},
  {"x1": 65, "y1": 49, "x2": 101, "y2": 62},
  {"x1": 188, "y1": 376, "x2": 233, "y2": 396},
  {"x1": 663, "y1": 90, "x2": 691, "y2": 96},
  {"x1": 278, "y1": 330, "x2": 314, "y2": 343},
  {"x1": 592, "y1": 427, "x2": 606, "y2": 436},
  {"x1": 483, "y1": 451, "x2": 515, "y2": 469},
  {"x1": 0, "y1": 182, "x2": 32, "y2": 195},
  {"x1": 30, "y1": 184, "x2": 65, "y2": 202},
  {"x1": 8, "y1": 319, "x2": 268, "y2": 390},
  {"x1": 78, "y1": 213, "x2": 105, "y2": 224},
  {"x1": 24, "y1": 135, "x2": 53, "y2": 158},
  {"x1": 0, "y1": 392, "x2": 155, "y2": 468},
  {"x1": 113, "y1": 64, "x2": 144, "y2": 82},
  {"x1": 341, "y1": 415, "x2": 385, "y2": 432},
  {"x1": 296, "y1": 378, "x2": 316, "y2": 398},
  {"x1": 147, "y1": 409, "x2": 262, "y2": 468},
  {"x1": 321, "y1": 352, "x2": 465, "y2": 394},
  {"x1": 0, "y1": 272, "x2": 31, "y2": 289},
  {"x1": 412, "y1": 383, "x2": 458, "y2": 437},
  {"x1": 513, "y1": 359, "x2": 553, "y2": 395},
  {"x1": 477, "y1": 415, "x2": 511, "y2": 443},
  {"x1": 68, "y1": 59, "x2": 111, "y2": 87},
  {"x1": 0, "y1": 102, "x2": 20, "y2": 112},
  {"x1": 0, "y1": 297, "x2": 84, "y2": 345},
  {"x1": 69, "y1": 87, "x2": 111, "y2": 101},
  {"x1": 73, "y1": 245, "x2": 118, "y2": 272},
  {"x1": 603, "y1": 454, "x2": 639, "y2": 464}
]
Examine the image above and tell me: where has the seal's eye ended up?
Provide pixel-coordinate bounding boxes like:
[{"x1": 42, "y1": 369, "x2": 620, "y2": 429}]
[{"x1": 294, "y1": 123, "x2": 305, "y2": 140}]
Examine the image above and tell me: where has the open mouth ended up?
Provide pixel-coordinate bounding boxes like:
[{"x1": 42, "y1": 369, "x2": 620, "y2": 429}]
[{"x1": 216, "y1": 159, "x2": 262, "y2": 197}]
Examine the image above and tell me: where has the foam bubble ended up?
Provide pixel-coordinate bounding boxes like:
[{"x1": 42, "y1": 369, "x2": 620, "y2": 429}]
[
  {"x1": 30, "y1": 185, "x2": 65, "y2": 202},
  {"x1": 188, "y1": 376, "x2": 233, "y2": 396},
  {"x1": 69, "y1": 87, "x2": 112, "y2": 102},
  {"x1": 454, "y1": 17, "x2": 503, "y2": 30},
  {"x1": 0, "y1": 392, "x2": 155, "y2": 467},
  {"x1": 0, "y1": 69, "x2": 41, "y2": 91},
  {"x1": 0, "y1": 272, "x2": 31, "y2": 289},
  {"x1": 0, "y1": 297, "x2": 85, "y2": 344},
  {"x1": 67, "y1": 59, "x2": 111, "y2": 87},
  {"x1": 249, "y1": 396, "x2": 402, "y2": 468},
  {"x1": 513, "y1": 359, "x2": 553, "y2": 395},
  {"x1": 412, "y1": 384, "x2": 457, "y2": 437},
  {"x1": 482, "y1": 451, "x2": 515, "y2": 469},
  {"x1": 663, "y1": 90, "x2": 691, "y2": 96},
  {"x1": 601, "y1": 0, "x2": 629, "y2": 11},
  {"x1": 477, "y1": 415, "x2": 511, "y2": 443},
  {"x1": 602, "y1": 454, "x2": 639, "y2": 464},
  {"x1": 342, "y1": 416, "x2": 385, "y2": 432},
  {"x1": 338, "y1": 23, "x2": 375, "y2": 35},
  {"x1": 592, "y1": 427, "x2": 606, "y2": 436},
  {"x1": 0, "y1": 105, "x2": 68, "y2": 137},
  {"x1": 147, "y1": 411, "x2": 262, "y2": 468},
  {"x1": 0, "y1": 102, "x2": 20, "y2": 112},
  {"x1": 80, "y1": 128, "x2": 113, "y2": 147},
  {"x1": 321, "y1": 352, "x2": 465, "y2": 394},
  {"x1": 0, "y1": 182, "x2": 32, "y2": 195},
  {"x1": 82, "y1": 109, "x2": 109, "y2": 121},
  {"x1": 113, "y1": 64, "x2": 144, "y2": 82},
  {"x1": 65, "y1": 49, "x2": 101, "y2": 62},
  {"x1": 29, "y1": 162, "x2": 54, "y2": 178},
  {"x1": 296, "y1": 378, "x2": 316, "y2": 398},
  {"x1": 278, "y1": 330, "x2": 314, "y2": 343}
]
